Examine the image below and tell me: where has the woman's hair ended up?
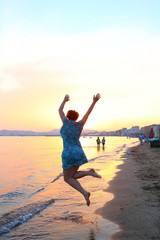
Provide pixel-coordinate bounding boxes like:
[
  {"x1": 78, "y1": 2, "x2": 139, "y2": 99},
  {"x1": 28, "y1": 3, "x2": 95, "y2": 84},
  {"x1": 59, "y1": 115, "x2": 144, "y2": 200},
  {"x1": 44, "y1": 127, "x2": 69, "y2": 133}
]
[{"x1": 66, "y1": 110, "x2": 79, "y2": 121}]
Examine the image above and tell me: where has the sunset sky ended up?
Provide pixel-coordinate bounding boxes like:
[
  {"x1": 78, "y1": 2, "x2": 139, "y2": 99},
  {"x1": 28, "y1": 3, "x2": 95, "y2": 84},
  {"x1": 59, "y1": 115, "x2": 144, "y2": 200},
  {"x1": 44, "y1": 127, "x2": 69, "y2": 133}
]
[{"x1": 1, "y1": 0, "x2": 160, "y2": 132}]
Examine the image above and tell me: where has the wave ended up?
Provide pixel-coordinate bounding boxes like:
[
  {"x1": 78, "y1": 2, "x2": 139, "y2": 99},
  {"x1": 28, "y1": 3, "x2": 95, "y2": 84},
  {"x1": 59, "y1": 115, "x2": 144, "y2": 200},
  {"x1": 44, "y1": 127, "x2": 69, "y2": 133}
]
[
  {"x1": 0, "y1": 191, "x2": 23, "y2": 200},
  {"x1": 88, "y1": 155, "x2": 108, "y2": 162},
  {"x1": 0, "y1": 198, "x2": 55, "y2": 235},
  {"x1": 29, "y1": 173, "x2": 63, "y2": 197},
  {"x1": 29, "y1": 186, "x2": 46, "y2": 197},
  {"x1": 50, "y1": 172, "x2": 63, "y2": 183}
]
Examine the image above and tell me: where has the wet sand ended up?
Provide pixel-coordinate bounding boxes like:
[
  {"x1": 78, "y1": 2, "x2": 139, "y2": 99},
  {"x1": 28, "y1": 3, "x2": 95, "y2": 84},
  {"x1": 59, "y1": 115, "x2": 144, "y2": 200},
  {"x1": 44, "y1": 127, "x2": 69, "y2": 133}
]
[{"x1": 96, "y1": 142, "x2": 160, "y2": 240}]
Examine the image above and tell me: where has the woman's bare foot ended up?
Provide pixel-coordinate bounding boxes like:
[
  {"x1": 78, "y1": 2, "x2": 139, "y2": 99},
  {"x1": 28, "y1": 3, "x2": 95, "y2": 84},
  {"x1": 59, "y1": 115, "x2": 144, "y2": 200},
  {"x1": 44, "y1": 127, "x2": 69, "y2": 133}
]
[
  {"x1": 90, "y1": 169, "x2": 101, "y2": 178},
  {"x1": 84, "y1": 192, "x2": 91, "y2": 206}
]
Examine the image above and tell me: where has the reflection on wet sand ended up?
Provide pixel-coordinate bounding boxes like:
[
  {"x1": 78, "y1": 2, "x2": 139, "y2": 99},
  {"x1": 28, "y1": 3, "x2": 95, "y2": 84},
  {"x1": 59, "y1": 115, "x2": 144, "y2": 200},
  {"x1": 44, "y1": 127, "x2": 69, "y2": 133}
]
[{"x1": 88, "y1": 229, "x2": 96, "y2": 240}]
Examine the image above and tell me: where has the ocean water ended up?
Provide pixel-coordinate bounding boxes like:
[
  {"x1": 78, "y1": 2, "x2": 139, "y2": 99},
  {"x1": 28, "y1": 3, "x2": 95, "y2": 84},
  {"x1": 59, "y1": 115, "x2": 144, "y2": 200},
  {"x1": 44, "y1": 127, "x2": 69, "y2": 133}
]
[{"x1": 0, "y1": 136, "x2": 138, "y2": 240}]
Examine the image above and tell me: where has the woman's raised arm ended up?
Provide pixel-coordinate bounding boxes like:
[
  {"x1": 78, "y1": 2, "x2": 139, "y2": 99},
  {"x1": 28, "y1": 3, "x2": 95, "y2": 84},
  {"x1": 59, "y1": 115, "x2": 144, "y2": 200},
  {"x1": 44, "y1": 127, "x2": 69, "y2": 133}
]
[
  {"x1": 58, "y1": 94, "x2": 70, "y2": 122},
  {"x1": 81, "y1": 93, "x2": 101, "y2": 124}
]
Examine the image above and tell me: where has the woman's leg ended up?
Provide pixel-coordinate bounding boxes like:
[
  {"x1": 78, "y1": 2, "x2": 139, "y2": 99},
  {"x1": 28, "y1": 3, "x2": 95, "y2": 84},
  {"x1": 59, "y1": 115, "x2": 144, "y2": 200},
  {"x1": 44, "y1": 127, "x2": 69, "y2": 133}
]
[
  {"x1": 73, "y1": 168, "x2": 101, "y2": 179},
  {"x1": 63, "y1": 166, "x2": 90, "y2": 206}
]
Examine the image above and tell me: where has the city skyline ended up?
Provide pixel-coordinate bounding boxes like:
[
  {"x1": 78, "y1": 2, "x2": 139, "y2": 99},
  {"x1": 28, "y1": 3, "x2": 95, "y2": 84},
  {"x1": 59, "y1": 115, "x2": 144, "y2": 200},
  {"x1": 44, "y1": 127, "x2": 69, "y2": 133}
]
[
  {"x1": 0, "y1": 123, "x2": 159, "y2": 136},
  {"x1": 1, "y1": 0, "x2": 160, "y2": 131}
]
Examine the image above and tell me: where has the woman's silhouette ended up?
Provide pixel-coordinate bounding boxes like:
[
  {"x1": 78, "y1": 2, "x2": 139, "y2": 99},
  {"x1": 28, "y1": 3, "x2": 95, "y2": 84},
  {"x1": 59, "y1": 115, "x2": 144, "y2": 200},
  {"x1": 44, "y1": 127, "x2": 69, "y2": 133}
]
[{"x1": 59, "y1": 94, "x2": 101, "y2": 206}]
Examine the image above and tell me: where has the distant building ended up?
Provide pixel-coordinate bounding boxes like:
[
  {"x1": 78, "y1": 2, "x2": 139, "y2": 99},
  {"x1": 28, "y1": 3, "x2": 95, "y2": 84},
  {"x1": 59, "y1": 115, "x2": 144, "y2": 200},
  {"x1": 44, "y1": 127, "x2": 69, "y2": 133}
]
[
  {"x1": 121, "y1": 128, "x2": 128, "y2": 136},
  {"x1": 127, "y1": 126, "x2": 140, "y2": 136},
  {"x1": 142, "y1": 124, "x2": 160, "y2": 138}
]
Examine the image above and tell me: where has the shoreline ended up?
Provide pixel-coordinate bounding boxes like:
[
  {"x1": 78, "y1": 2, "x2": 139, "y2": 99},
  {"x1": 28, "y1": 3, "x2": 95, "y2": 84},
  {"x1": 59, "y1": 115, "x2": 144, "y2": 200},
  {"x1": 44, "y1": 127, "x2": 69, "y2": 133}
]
[{"x1": 96, "y1": 143, "x2": 160, "y2": 240}]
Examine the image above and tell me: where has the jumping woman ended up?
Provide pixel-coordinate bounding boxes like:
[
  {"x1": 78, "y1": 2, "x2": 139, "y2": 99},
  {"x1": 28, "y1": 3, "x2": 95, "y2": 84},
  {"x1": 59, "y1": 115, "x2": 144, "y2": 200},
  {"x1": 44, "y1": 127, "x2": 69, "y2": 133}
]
[{"x1": 58, "y1": 93, "x2": 101, "y2": 206}]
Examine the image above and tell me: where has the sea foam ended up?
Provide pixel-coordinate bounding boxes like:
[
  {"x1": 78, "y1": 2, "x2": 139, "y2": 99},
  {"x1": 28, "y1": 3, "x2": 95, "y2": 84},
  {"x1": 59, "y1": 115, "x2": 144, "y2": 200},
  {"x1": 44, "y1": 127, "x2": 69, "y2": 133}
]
[{"x1": 0, "y1": 198, "x2": 55, "y2": 235}]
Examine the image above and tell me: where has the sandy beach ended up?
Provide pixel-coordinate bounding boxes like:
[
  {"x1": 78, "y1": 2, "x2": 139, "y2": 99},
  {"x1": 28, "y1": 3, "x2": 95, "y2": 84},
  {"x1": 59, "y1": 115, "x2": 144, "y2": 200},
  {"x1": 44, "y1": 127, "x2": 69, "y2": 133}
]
[{"x1": 96, "y1": 142, "x2": 160, "y2": 240}]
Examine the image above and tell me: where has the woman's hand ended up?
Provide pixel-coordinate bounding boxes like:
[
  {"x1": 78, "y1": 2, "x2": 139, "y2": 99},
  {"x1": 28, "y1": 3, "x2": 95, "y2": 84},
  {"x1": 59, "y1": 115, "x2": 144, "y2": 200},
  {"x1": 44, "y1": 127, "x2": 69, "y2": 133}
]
[
  {"x1": 64, "y1": 94, "x2": 70, "y2": 102},
  {"x1": 93, "y1": 93, "x2": 101, "y2": 102}
]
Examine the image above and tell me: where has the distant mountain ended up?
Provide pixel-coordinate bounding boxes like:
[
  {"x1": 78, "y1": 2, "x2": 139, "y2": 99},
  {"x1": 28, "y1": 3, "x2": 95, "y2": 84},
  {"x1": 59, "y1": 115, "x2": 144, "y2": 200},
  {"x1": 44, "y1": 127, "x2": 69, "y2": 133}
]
[
  {"x1": 0, "y1": 129, "x2": 98, "y2": 136},
  {"x1": 0, "y1": 129, "x2": 57, "y2": 136}
]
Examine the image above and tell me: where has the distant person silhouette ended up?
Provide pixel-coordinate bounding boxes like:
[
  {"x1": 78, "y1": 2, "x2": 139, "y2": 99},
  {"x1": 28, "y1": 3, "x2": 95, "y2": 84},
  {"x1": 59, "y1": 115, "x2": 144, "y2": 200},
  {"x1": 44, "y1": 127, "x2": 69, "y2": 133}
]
[
  {"x1": 96, "y1": 137, "x2": 101, "y2": 146},
  {"x1": 102, "y1": 137, "x2": 106, "y2": 149},
  {"x1": 138, "y1": 133, "x2": 144, "y2": 145},
  {"x1": 96, "y1": 136, "x2": 101, "y2": 151},
  {"x1": 59, "y1": 94, "x2": 101, "y2": 206}
]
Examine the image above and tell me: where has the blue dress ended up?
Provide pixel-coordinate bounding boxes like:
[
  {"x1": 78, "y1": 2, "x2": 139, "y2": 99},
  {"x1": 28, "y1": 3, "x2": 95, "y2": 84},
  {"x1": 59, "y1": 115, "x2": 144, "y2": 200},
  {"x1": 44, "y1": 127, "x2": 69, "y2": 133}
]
[{"x1": 60, "y1": 117, "x2": 88, "y2": 169}]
